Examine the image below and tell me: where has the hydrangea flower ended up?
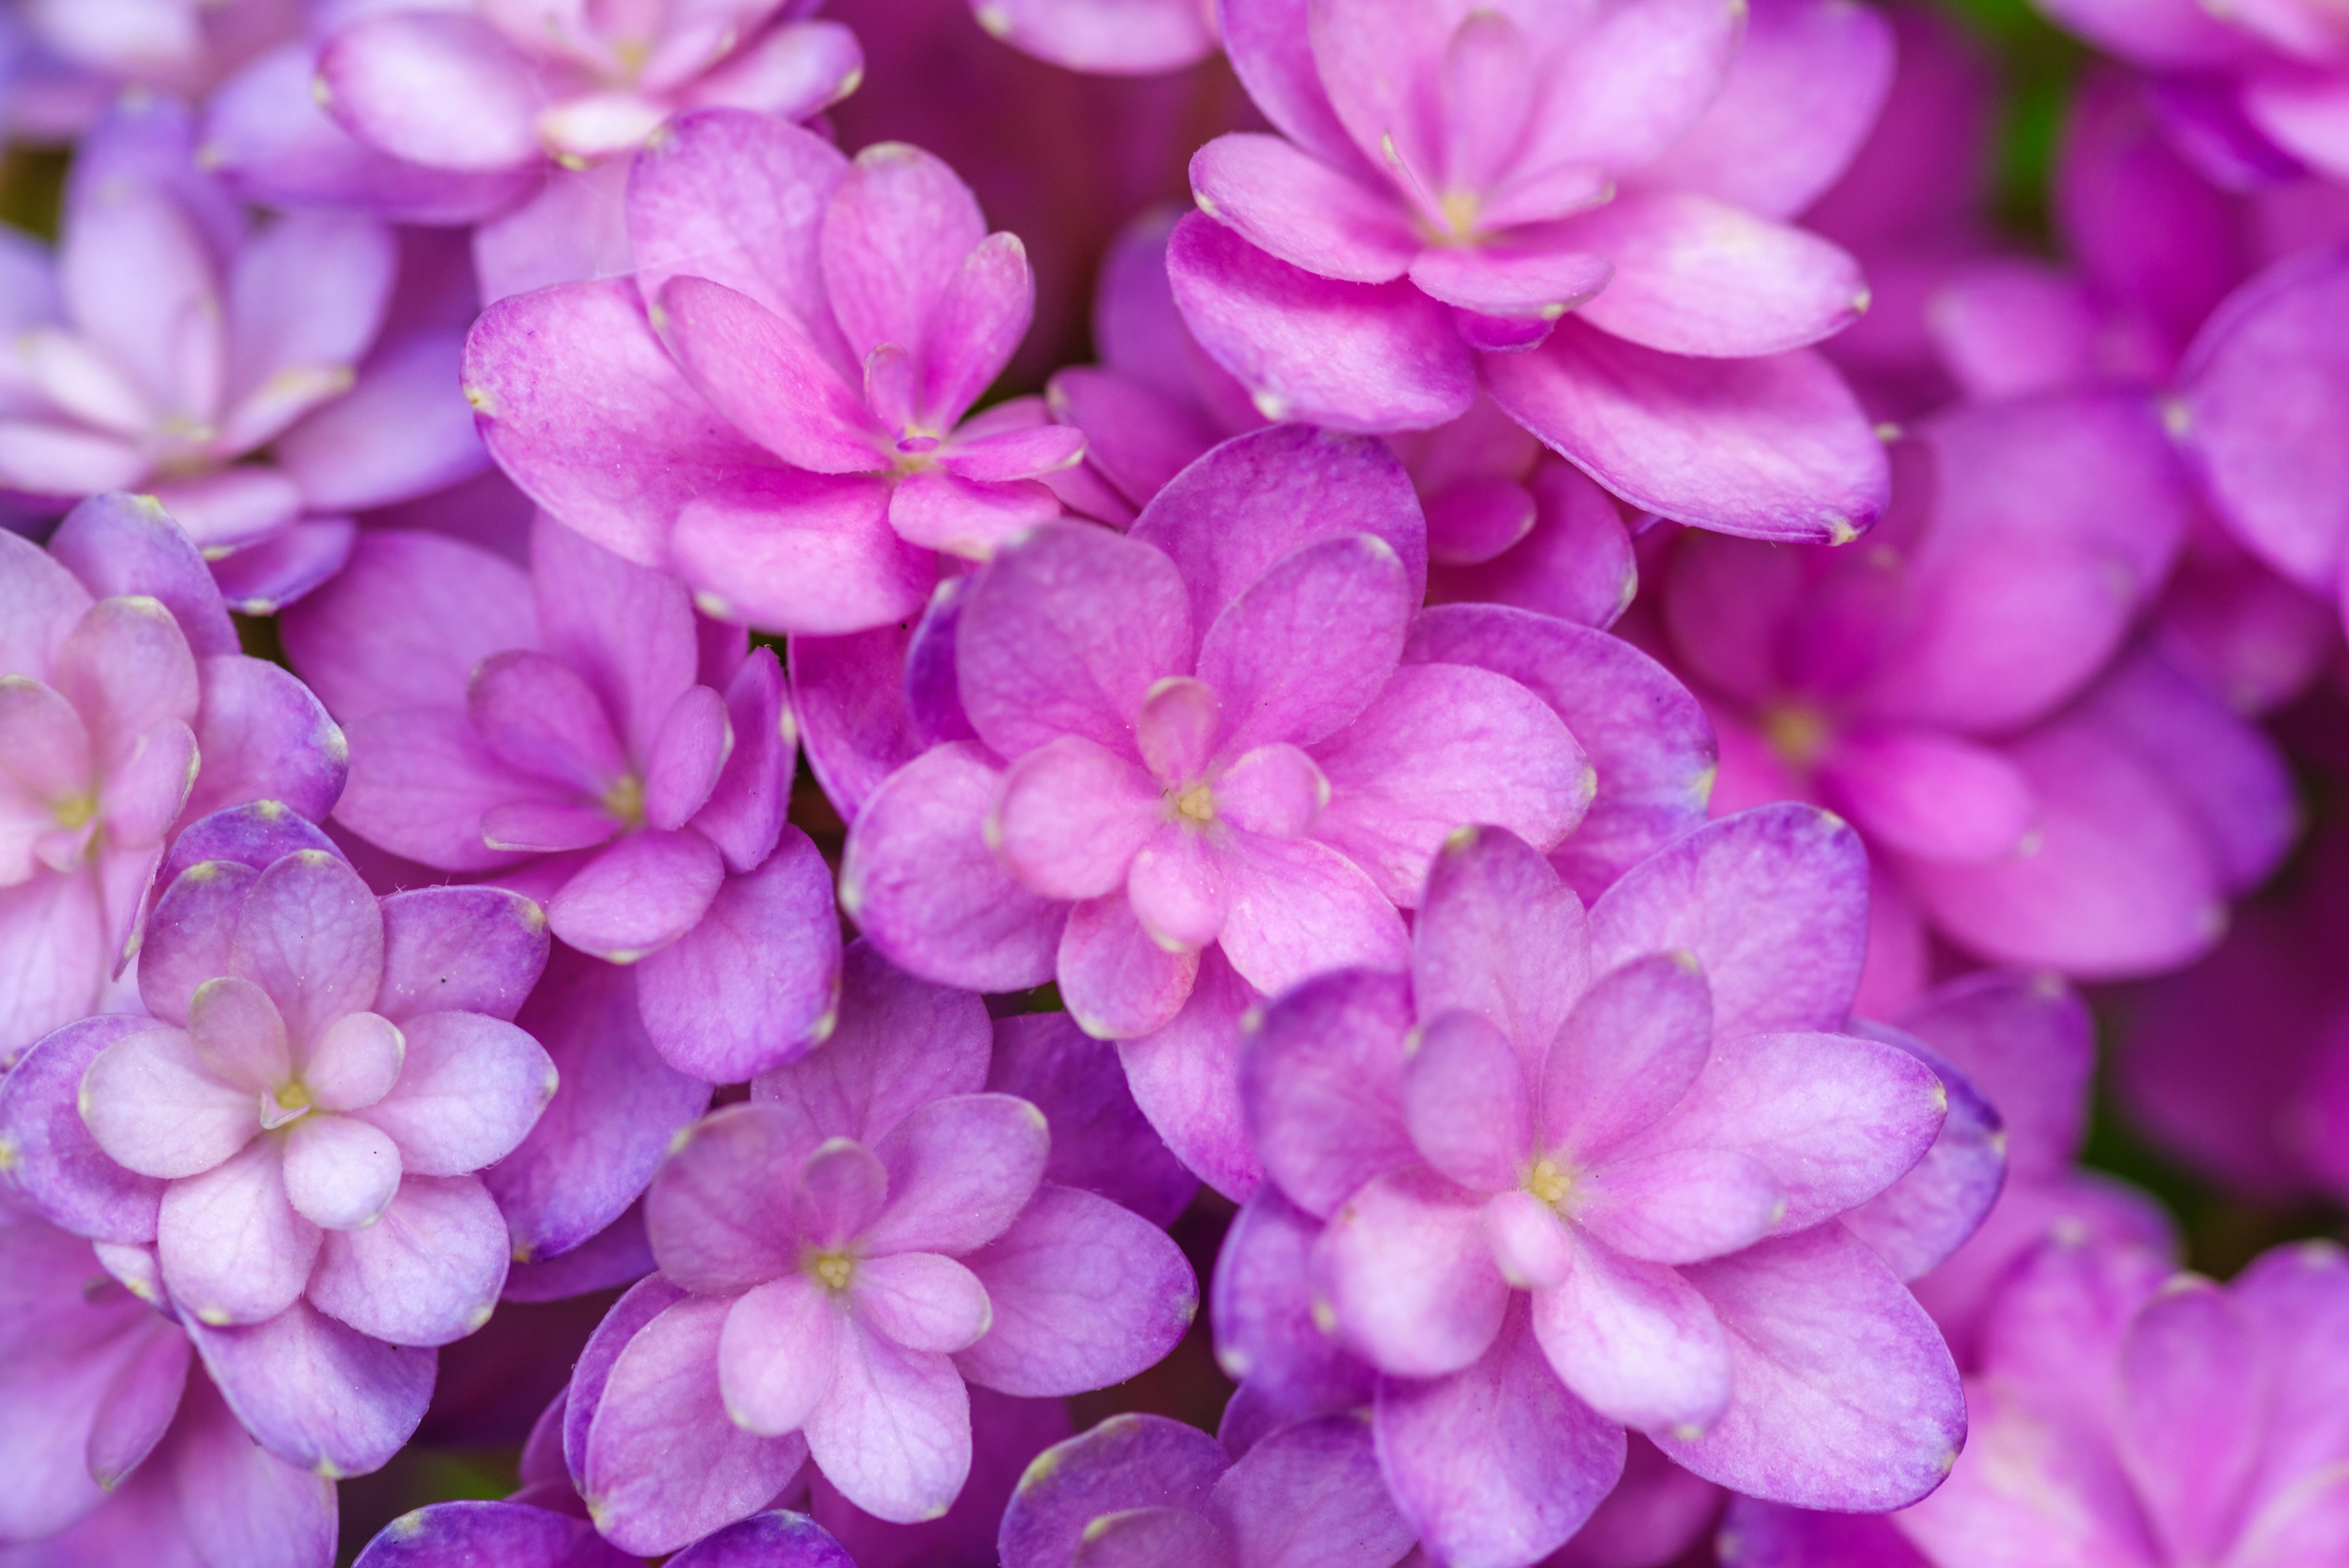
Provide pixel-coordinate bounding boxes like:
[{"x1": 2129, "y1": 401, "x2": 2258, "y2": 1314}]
[
  {"x1": 359, "y1": 1501, "x2": 857, "y2": 1568},
  {"x1": 964, "y1": 0, "x2": 1220, "y2": 76},
  {"x1": 995, "y1": 1410, "x2": 1416, "y2": 1568},
  {"x1": 1657, "y1": 396, "x2": 2295, "y2": 995},
  {"x1": 0, "y1": 98, "x2": 490, "y2": 611},
  {"x1": 1045, "y1": 212, "x2": 1638, "y2": 626},
  {"x1": 0, "y1": 1197, "x2": 335, "y2": 1567},
  {"x1": 1165, "y1": 0, "x2": 1897, "y2": 539},
  {"x1": 2035, "y1": 0, "x2": 2349, "y2": 187},
  {"x1": 199, "y1": 0, "x2": 862, "y2": 234},
  {"x1": 1234, "y1": 812, "x2": 1965, "y2": 1567},
  {"x1": 0, "y1": 493, "x2": 344, "y2": 1063},
  {"x1": 280, "y1": 513, "x2": 836, "y2": 1087},
  {"x1": 0, "y1": 0, "x2": 299, "y2": 140},
  {"x1": 462, "y1": 109, "x2": 1085, "y2": 633},
  {"x1": 565, "y1": 944, "x2": 1196, "y2": 1552}
]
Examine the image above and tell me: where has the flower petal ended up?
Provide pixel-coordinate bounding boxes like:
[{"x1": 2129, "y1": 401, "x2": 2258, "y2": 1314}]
[{"x1": 308, "y1": 1173, "x2": 510, "y2": 1347}]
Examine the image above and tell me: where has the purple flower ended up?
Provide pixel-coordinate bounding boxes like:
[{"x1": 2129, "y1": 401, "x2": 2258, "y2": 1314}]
[
  {"x1": 0, "y1": 493, "x2": 345, "y2": 1062},
  {"x1": 1897, "y1": 1234, "x2": 2349, "y2": 1567},
  {"x1": 358, "y1": 1501, "x2": 855, "y2": 1568},
  {"x1": 1658, "y1": 396, "x2": 2295, "y2": 995},
  {"x1": 280, "y1": 513, "x2": 837, "y2": 1085},
  {"x1": 201, "y1": 0, "x2": 861, "y2": 234},
  {"x1": 0, "y1": 0, "x2": 299, "y2": 139},
  {"x1": 1234, "y1": 813, "x2": 1964, "y2": 1567},
  {"x1": 834, "y1": 428, "x2": 1627, "y2": 1192},
  {"x1": 461, "y1": 109, "x2": 1085, "y2": 633},
  {"x1": 0, "y1": 97, "x2": 490, "y2": 611},
  {"x1": 996, "y1": 1410, "x2": 1417, "y2": 1568},
  {"x1": 1163, "y1": 0, "x2": 1896, "y2": 540},
  {"x1": 61, "y1": 839, "x2": 556, "y2": 1351},
  {"x1": 0, "y1": 1198, "x2": 336, "y2": 1566},
  {"x1": 2035, "y1": 0, "x2": 2349, "y2": 188},
  {"x1": 1045, "y1": 213, "x2": 1638, "y2": 626},
  {"x1": 967, "y1": 0, "x2": 1220, "y2": 75},
  {"x1": 564, "y1": 943, "x2": 1195, "y2": 1551}
]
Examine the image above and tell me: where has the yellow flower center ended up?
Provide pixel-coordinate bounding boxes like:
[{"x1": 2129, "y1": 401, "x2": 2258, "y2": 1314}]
[
  {"x1": 51, "y1": 791, "x2": 97, "y2": 831},
  {"x1": 602, "y1": 775, "x2": 645, "y2": 826},
  {"x1": 811, "y1": 1251, "x2": 855, "y2": 1291},
  {"x1": 1173, "y1": 783, "x2": 1214, "y2": 825},
  {"x1": 1761, "y1": 704, "x2": 1830, "y2": 770},
  {"x1": 1527, "y1": 1158, "x2": 1572, "y2": 1209}
]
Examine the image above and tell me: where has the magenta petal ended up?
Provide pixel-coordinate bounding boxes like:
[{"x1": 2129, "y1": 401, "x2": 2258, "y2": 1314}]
[
  {"x1": 919, "y1": 232, "x2": 1037, "y2": 428},
  {"x1": 1820, "y1": 730, "x2": 2035, "y2": 866},
  {"x1": 674, "y1": 469, "x2": 936, "y2": 637},
  {"x1": 1208, "y1": 1412, "x2": 1415, "y2": 1567},
  {"x1": 1217, "y1": 833, "x2": 1409, "y2": 998},
  {"x1": 47, "y1": 494, "x2": 236, "y2": 659},
  {"x1": 1409, "y1": 245, "x2": 1614, "y2": 324},
  {"x1": 2115, "y1": 1278, "x2": 2259, "y2": 1564},
  {"x1": 865, "y1": 1093, "x2": 1050, "y2": 1257},
  {"x1": 719, "y1": 1274, "x2": 844, "y2": 1436},
  {"x1": 464, "y1": 280, "x2": 780, "y2": 569},
  {"x1": 1210, "y1": 1188, "x2": 1376, "y2": 1415},
  {"x1": 645, "y1": 1102, "x2": 809, "y2": 1295},
  {"x1": 1196, "y1": 533, "x2": 1414, "y2": 754},
  {"x1": 545, "y1": 829, "x2": 725, "y2": 964},
  {"x1": 1408, "y1": 822, "x2": 1590, "y2": 1071},
  {"x1": 0, "y1": 1014, "x2": 165, "y2": 1241},
  {"x1": 1130, "y1": 423, "x2": 1429, "y2": 631},
  {"x1": 1564, "y1": 193, "x2": 1869, "y2": 357},
  {"x1": 692, "y1": 647, "x2": 792, "y2": 873},
  {"x1": 957, "y1": 521, "x2": 1193, "y2": 759},
  {"x1": 1242, "y1": 968, "x2": 1416, "y2": 1218},
  {"x1": 636, "y1": 830, "x2": 842, "y2": 1081},
  {"x1": 1315, "y1": 1164, "x2": 1508, "y2": 1378},
  {"x1": 1483, "y1": 323, "x2": 1887, "y2": 543},
  {"x1": 188, "y1": 1298, "x2": 434, "y2": 1477},
  {"x1": 803, "y1": 1320, "x2": 970, "y2": 1525},
  {"x1": 989, "y1": 1013, "x2": 1200, "y2": 1228},
  {"x1": 1535, "y1": 1235, "x2": 1732, "y2": 1433},
  {"x1": 841, "y1": 745, "x2": 1067, "y2": 994},
  {"x1": 998, "y1": 1412, "x2": 1230, "y2": 1568},
  {"x1": 1167, "y1": 212, "x2": 1478, "y2": 433},
  {"x1": 277, "y1": 333, "x2": 489, "y2": 513},
  {"x1": 1117, "y1": 946, "x2": 1266, "y2": 1203},
  {"x1": 751, "y1": 940, "x2": 994, "y2": 1150},
  {"x1": 820, "y1": 143, "x2": 987, "y2": 367},
  {"x1": 1544, "y1": 951, "x2": 1714, "y2": 1160},
  {"x1": 1659, "y1": 1225, "x2": 1964, "y2": 1510},
  {"x1": 1309, "y1": 661, "x2": 1590, "y2": 904},
  {"x1": 658, "y1": 275, "x2": 888, "y2": 475},
  {"x1": 1839, "y1": 1026, "x2": 2008, "y2": 1284},
  {"x1": 1589, "y1": 804, "x2": 1868, "y2": 1039},
  {"x1": 1189, "y1": 133, "x2": 1418, "y2": 284},
  {"x1": 992, "y1": 737, "x2": 1164, "y2": 901},
  {"x1": 316, "y1": 12, "x2": 542, "y2": 173},
  {"x1": 1403, "y1": 1008, "x2": 1532, "y2": 1192},
  {"x1": 278, "y1": 528, "x2": 534, "y2": 726},
  {"x1": 956, "y1": 1184, "x2": 1195, "y2": 1397},
  {"x1": 1058, "y1": 892, "x2": 1200, "y2": 1042},
  {"x1": 582, "y1": 1296, "x2": 811, "y2": 1555},
  {"x1": 495, "y1": 950, "x2": 712, "y2": 1266},
  {"x1": 374, "y1": 886, "x2": 549, "y2": 1026},
  {"x1": 1376, "y1": 1301, "x2": 1627, "y2": 1568}
]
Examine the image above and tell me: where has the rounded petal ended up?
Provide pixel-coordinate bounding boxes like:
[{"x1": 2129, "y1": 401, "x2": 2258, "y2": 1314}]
[
  {"x1": 719, "y1": 1273, "x2": 845, "y2": 1436},
  {"x1": 357, "y1": 1009, "x2": 558, "y2": 1176},
  {"x1": 0, "y1": 1015, "x2": 165, "y2": 1241},
  {"x1": 308, "y1": 1174, "x2": 511, "y2": 1347},
  {"x1": 282, "y1": 1112, "x2": 403, "y2": 1230},
  {"x1": 1534, "y1": 1235, "x2": 1732, "y2": 1433},
  {"x1": 187, "y1": 1297, "x2": 434, "y2": 1477},
  {"x1": 803, "y1": 1322, "x2": 971, "y2": 1525},
  {"x1": 1315, "y1": 1164, "x2": 1509, "y2": 1378},
  {"x1": 80, "y1": 1025, "x2": 257, "y2": 1180}
]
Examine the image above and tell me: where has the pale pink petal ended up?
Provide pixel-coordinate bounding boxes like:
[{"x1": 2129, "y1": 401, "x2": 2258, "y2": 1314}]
[
  {"x1": 158, "y1": 1138, "x2": 319, "y2": 1326},
  {"x1": 308, "y1": 1173, "x2": 510, "y2": 1346},
  {"x1": 1534, "y1": 1233, "x2": 1732, "y2": 1433}
]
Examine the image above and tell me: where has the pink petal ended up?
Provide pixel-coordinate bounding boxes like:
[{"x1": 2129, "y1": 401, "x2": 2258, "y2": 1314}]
[
  {"x1": 281, "y1": 1112, "x2": 403, "y2": 1230},
  {"x1": 887, "y1": 470, "x2": 1061, "y2": 559},
  {"x1": 1310, "y1": 661, "x2": 1589, "y2": 904},
  {"x1": 1241, "y1": 967, "x2": 1416, "y2": 1217},
  {"x1": 1658, "y1": 1225, "x2": 1964, "y2": 1509},
  {"x1": 674, "y1": 469, "x2": 935, "y2": 636},
  {"x1": 1543, "y1": 951, "x2": 1714, "y2": 1159},
  {"x1": 158, "y1": 1138, "x2": 319, "y2": 1326},
  {"x1": 866, "y1": 1094, "x2": 1051, "y2": 1258},
  {"x1": 1057, "y1": 891, "x2": 1200, "y2": 1041},
  {"x1": 1483, "y1": 323, "x2": 1887, "y2": 543},
  {"x1": 1314, "y1": 1163, "x2": 1509, "y2": 1378},
  {"x1": 1117, "y1": 946, "x2": 1267, "y2": 1203},
  {"x1": 933, "y1": 422, "x2": 1089, "y2": 484},
  {"x1": 1518, "y1": 0, "x2": 1744, "y2": 174},
  {"x1": 1409, "y1": 821, "x2": 1592, "y2": 1073},
  {"x1": 855, "y1": 1251, "x2": 993, "y2": 1354},
  {"x1": 278, "y1": 529, "x2": 533, "y2": 727},
  {"x1": 955, "y1": 1184, "x2": 1197, "y2": 1397},
  {"x1": 803, "y1": 1321, "x2": 971, "y2": 1525},
  {"x1": 80, "y1": 1025, "x2": 257, "y2": 1180},
  {"x1": 973, "y1": 0, "x2": 1220, "y2": 73},
  {"x1": 1127, "y1": 823, "x2": 1230, "y2": 953},
  {"x1": 276, "y1": 332, "x2": 489, "y2": 513},
  {"x1": 1535, "y1": 1234, "x2": 1732, "y2": 1432},
  {"x1": 316, "y1": 12, "x2": 542, "y2": 174},
  {"x1": 919, "y1": 232, "x2": 1036, "y2": 429},
  {"x1": 546, "y1": 829, "x2": 725, "y2": 964},
  {"x1": 796, "y1": 1139, "x2": 889, "y2": 1247},
  {"x1": 691, "y1": 647, "x2": 793, "y2": 873},
  {"x1": 1375, "y1": 1300, "x2": 1627, "y2": 1568},
  {"x1": 1820, "y1": 729, "x2": 2035, "y2": 866},
  {"x1": 645, "y1": 1102, "x2": 809, "y2": 1295},
  {"x1": 1216, "y1": 831, "x2": 1409, "y2": 997},
  {"x1": 1403, "y1": 1007, "x2": 1531, "y2": 1192},
  {"x1": 308, "y1": 1173, "x2": 509, "y2": 1346},
  {"x1": 840, "y1": 745, "x2": 1068, "y2": 994},
  {"x1": 1197, "y1": 533, "x2": 1414, "y2": 755},
  {"x1": 1589, "y1": 803, "x2": 1868, "y2": 1039},
  {"x1": 463, "y1": 278, "x2": 781, "y2": 569},
  {"x1": 357, "y1": 1008, "x2": 557, "y2": 1176},
  {"x1": 1189, "y1": 133, "x2": 1418, "y2": 284},
  {"x1": 467, "y1": 649, "x2": 628, "y2": 797},
  {"x1": 229, "y1": 848, "x2": 384, "y2": 1048},
  {"x1": 1570, "y1": 1145, "x2": 1782, "y2": 1265},
  {"x1": 719, "y1": 1273, "x2": 844, "y2": 1435},
  {"x1": 658, "y1": 275, "x2": 886, "y2": 475},
  {"x1": 820, "y1": 143, "x2": 989, "y2": 366},
  {"x1": 583, "y1": 1296, "x2": 811, "y2": 1555},
  {"x1": 1167, "y1": 212, "x2": 1479, "y2": 433},
  {"x1": 1565, "y1": 193, "x2": 1868, "y2": 357},
  {"x1": 2114, "y1": 1277, "x2": 2260, "y2": 1563},
  {"x1": 1409, "y1": 245, "x2": 1614, "y2": 326}
]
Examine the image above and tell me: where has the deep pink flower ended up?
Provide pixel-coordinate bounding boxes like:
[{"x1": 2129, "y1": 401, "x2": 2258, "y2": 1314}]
[
  {"x1": 0, "y1": 494, "x2": 346, "y2": 1063},
  {"x1": 0, "y1": 1198, "x2": 336, "y2": 1567},
  {"x1": 280, "y1": 513, "x2": 837, "y2": 1087},
  {"x1": 462, "y1": 109, "x2": 1083, "y2": 634},
  {"x1": 1163, "y1": 0, "x2": 1896, "y2": 540},
  {"x1": 1234, "y1": 813, "x2": 1965, "y2": 1567},
  {"x1": 199, "y1": 0, "x2": 861, "y2": 236},
  {"x1": 1655, "y1": 395, "x2": 2293, "y2": 997},
  {"x1": 566, "y1": 945, "x2": 1195, "y2": 1551},
  {"x1": 996, "y1": 1411, "x2": 1416, "y2": 1568},
  {"x1": 0, "y1": 98, "x2": 490, "y2": 610}
]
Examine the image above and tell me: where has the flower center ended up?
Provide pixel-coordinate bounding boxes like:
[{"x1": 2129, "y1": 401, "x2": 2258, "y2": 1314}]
[
  {"x1": 1172, "y1": 783, "x2": 1215, "y2": 825},
  {"x1": 602, "y1": 775, "x2": 645, "y2": 827},
  {"x1": 1438, "y1": 188, "x2": 1483, "y2": 242},
  {"x1": 1526, "y1": 1158, "x2": 1572, "y2": 1209},
  {"x1": 1761, "y1": 704, "x2": 1831, "y2": 771},
  {"x1": 810, "y1": 1250, "x2": 856, "y2": 1292},
  {"x1": 261, "y1": 1080, "x2": 312, "y2": 1131},
  {"x1": 51, "y1": 790, "x2": 96, "y2": 831}
]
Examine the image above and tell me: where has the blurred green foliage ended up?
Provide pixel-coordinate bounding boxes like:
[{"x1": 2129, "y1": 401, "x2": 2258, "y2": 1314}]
[{"x1": 1927, "y1": 0, "x2": 2081, "y2": 241}]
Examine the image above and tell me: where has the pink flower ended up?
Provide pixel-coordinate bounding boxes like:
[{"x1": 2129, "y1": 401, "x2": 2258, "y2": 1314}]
[
  {"x1": 463, "y1": 110, "x2": 1085, "y2": 634},
  {"x1": 1164, "y1": 0, "x2": 1896, "y2": 540}
]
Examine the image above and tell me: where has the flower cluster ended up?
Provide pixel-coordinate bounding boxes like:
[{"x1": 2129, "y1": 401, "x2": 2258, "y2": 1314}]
[{"x1": 4, "y1": 1, "x2": 2349, "y2": 1566}]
